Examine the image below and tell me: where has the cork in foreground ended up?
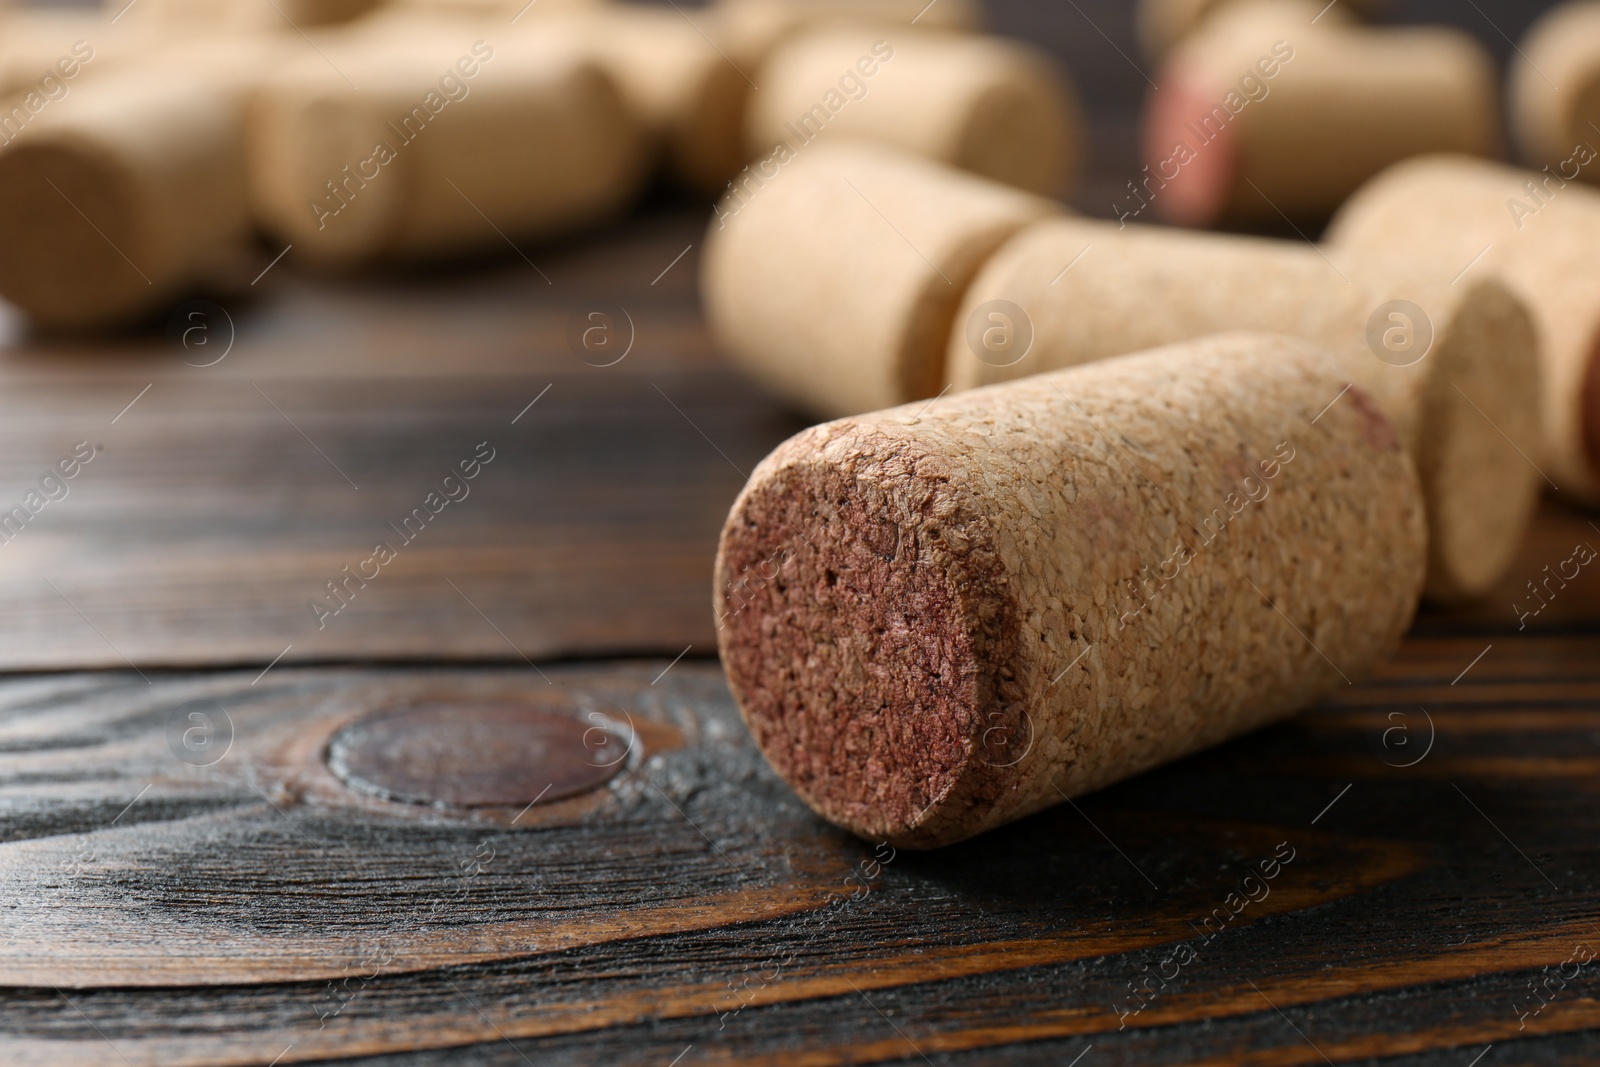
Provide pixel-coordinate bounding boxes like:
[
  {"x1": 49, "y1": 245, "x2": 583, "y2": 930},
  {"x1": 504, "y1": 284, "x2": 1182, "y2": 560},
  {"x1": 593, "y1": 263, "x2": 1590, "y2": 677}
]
[{"x1": 715, "y1": 333, "x2": 1426, "y2": 848}]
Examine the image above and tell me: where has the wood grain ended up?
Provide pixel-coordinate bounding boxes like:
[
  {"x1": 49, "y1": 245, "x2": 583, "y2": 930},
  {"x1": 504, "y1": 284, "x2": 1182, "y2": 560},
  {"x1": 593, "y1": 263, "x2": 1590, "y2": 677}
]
[
  {"x1": 0, "y1": 1, "x2": 1592, "y2": 1064},
  {"x1": 0, "y1": 605, "x2": 1596, "y2": 1066},
  {"x1": 0, "y1": 210, "x2": 805, "y2": 671}
]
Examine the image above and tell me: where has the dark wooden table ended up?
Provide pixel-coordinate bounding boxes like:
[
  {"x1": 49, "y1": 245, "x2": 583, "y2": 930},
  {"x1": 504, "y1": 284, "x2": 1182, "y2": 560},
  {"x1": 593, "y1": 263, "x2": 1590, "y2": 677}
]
[{"x1": 3, "y1": 1, "x2": 1597, "y2": 1064}]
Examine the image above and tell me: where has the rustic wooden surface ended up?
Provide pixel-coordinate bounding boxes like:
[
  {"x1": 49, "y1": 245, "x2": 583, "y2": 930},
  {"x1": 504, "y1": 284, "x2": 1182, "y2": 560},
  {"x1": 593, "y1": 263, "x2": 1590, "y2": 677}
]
[{"x1": 2, "y1": 0, "x2": 1597, "y2": 1064}]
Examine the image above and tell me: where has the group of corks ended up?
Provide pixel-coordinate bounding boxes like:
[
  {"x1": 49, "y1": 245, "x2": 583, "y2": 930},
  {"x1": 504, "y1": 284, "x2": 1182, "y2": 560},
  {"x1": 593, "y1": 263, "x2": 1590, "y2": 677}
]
[
  {"x1": 0, "y1": 0, "x2": 1079, "y2": 329},
  {"x1": 711, "y1": 0, "x2": 1600, "y2": 848},
  {"x1": 8, "y1": 0, "x2": 1600, "y2": 850}
]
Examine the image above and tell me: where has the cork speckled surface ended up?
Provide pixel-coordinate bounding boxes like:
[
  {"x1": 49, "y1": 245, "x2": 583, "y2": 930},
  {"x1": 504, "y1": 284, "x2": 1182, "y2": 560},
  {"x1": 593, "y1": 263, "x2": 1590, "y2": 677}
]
[
  {"x1": 748, "y1": 28, "x2": 1079, "y2": 197},
  {"x1": 702, "y1": 144, "x2": 1056, "y2": 418},
  {"x1": 1326, "y1": 154, "x2": 1600, "y2": 504},
  {"x1": 250, "y1": 34, "x2": 646, "y2": 268},
  {"x1": 945, "y1": 215, "x2": 1540, "y2": 602},
  {"x1": 1150, "y1": 0, "x2": 1497, "y2": 224},
  {"x1": 717, "y1": 332, "x2": 1427, "y2": 847}
]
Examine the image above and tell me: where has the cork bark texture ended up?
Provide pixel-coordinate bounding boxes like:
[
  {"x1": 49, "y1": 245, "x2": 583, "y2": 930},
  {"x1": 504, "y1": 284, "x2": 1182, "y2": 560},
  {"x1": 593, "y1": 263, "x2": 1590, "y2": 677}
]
[
  {"x1": 748, "y1": 29, "x2": 1079, "y2": 197},
  {"x1": 716, "y1": 332, "x2": 1427, "y2": 848},
  {"x1": 0, "y1": 68, "x2": 254, "y2": 329},
  {"x1": 946, "y1": 216, "x2": 1539, "y2": 603},
  {"x1": 702, "y1": 144, "x2": 1057, "y2": 419},
  {"x1": 1149, "y1": 0, "x2": 1496, "y2": 224},
  {"x1": 250, "y1": 34, "x2": 646, "y2": 268},
  {"x1": 1326, "y1": 154, "x2": 1600, "y2": 504},
  {"x1": 1509, "y1": 2, "x2": 1600, "y2": 175}
]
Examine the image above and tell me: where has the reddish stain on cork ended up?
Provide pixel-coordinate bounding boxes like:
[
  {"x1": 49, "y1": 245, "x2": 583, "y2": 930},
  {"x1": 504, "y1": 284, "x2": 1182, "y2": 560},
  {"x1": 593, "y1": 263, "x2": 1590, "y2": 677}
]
[
  {"x1": 716, "y1": 429, "x2": 1023, "y2": 844},
  {"x1": 1344, "y1": 384, "x2": 1402, "y2": 453},
  {"x1": 1143, "y1": 65, "x2": 1240, "y2": 228}
]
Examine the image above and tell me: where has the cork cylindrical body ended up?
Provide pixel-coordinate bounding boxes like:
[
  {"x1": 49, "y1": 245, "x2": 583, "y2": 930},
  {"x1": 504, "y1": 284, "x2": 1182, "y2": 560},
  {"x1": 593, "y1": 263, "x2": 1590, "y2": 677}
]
[
  {"x1": 1143, "y1": 1, "x2": 1496, "y2": 225},
  {"x1": 715, "y1": 332, "x2": 1426, "y2": 848},
  {"x1": 537, "y1": 5, "x2": 751, "y2": 194},
  {"x1": 384, "y1": 0, "x2": 599, "y2": 18},
  {"x1": 1326, "y1": 155, "x2": 1600, "y2": 505},
  {"x1": 945, "y1": 217, "x2": 1541, "y2": 602},
  {"x1": 748, "y1": 29, "x2": 1079, "y2": 197},
  {"x1": 710, "y1": 0, "x2": 982, "y2": 69},
  {"x1": 249, "y1": 34, "x2": 647, "y2": 269},
  {"x1": 124, "y1": 0, "x2": 380, "y2": 32},
  {"x1": 0, "y1": 12, "x2": 154, "y2": 100},
  {"x1": 1509, "y1": 2, "x2": 1600, "y2": 178},
  {"x1": 0, "y1": 66, "x2": 255, "y2": 329},
  {"x1": 1135, "y1": 0, "x2": 1386, "y2": 61},
  {"x1": 702, "y1": 145, "x2": 1056, "y2": 419}
]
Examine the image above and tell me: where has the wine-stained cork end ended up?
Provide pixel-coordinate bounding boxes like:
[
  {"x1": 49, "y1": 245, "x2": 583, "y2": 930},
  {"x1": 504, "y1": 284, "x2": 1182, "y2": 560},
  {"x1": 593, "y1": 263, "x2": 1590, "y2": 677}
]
[
  {"x1": 1143, "y1": 64, "x2": 1239, "y2": 227},
  {"x1": 720, "y1": 334, "x2": 1426, "y2": 849},
  {"x1": 715, "y1": 423, "x2": 1025, "y2": 848}
]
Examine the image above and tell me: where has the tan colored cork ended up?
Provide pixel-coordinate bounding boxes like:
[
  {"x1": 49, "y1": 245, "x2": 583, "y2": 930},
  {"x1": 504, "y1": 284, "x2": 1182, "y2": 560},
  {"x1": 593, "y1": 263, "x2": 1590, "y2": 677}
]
[
  {"x1": 533, "y1": 5, "x2": 750, "y2": 195},
  {"x1": 710, "y1": 0, "x2": 982, "y2": 70},
  {"x1": 1326, "y1": 155, "x2": 1600, "y2": 505},
  {"x1": 384, "y1": 0, "x2": 599, "y2": 18},
  {"x1": 249, "y1": 32, "x2": 646, "y2": 270},
  {"x1": 0, "y1": 41, "x2": 291, "y2": 330},
  {"x1": 123, "y1": 0, "x2": 380, "y2": 32},
  {"x1": 1135, "y1": 0, "x2": 1384, "y2": 61},
  {"x1": 703, "y1": 144, "x2": 1056, "y2": 419},
  {"x1": 945, "y1": 217, "x2": 1541, "y2": 603},
  {"x1": 0, "y1": 10, "x2": 154, "y2": 100},
  {"x1": 1144, "y1": 0, "x2": 1496, "y2": 225},
  {"x1": 747, "y1": 28, "x2": 1079, "y2": 197},
  {"x1": 1509, "y1": 2, "x2": 1600, "y2": 181},
  {"x1": 715, "y1": 332, "x2": 1426, "y2": 848}
]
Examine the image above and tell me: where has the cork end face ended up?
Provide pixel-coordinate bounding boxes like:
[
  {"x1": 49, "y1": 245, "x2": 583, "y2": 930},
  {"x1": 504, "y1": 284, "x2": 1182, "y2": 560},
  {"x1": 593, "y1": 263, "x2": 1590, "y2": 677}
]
[
  {"x1": 952, "y1": 64, "x2": 1076, "y2": 198},
  {"x1": 1143, "y1": 64, "x2": 1238, "y2": 227},
  {"x1": 715, "y1": 428, "x2": 1021, "y2": 848},
  {"x1": 1419, "y1": 282, "x2": 1544, "y2": 602},
  {"x1": 0, "y1": 141, "x2": 148, "y2": 329}
]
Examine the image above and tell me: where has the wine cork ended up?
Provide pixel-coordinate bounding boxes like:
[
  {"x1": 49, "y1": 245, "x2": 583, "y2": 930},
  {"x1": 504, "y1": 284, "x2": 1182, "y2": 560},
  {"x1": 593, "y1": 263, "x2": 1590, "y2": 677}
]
[
  {"x1": 715, "y1": 332, "x2": 1426, "y2": 848},
  {"x1": 0, "y1": 48, "x2": 275, "y2": 330},
  {"x1": 384, "y1": 0, "x2": 600, "y2": 18},
  {"x1": 1509, "y1": 2, "x2": 1600, "y2": 179},
  {"x1": 1326, "y1": 155, "x2": 1600, "y2": 506},
  {"x1": 1142, "y1": 0, "x2": 1496, "y2": 226},
  {"x1": 710, "y1": 0, "x2": 982, "y2": 69},
  {"x1": 0, "y1": 10, "x2": 153, "y2": 100},
  {"x1": 123, "y1": 0, "x2": 381, "y2": 33},
  {"x1": 533, "y1": 4, "x2": 751, "y2": 194},
  {"x1": 703, "y1": 144, "x2": 1056, "y2": 419},
  {"x1": 748, "y1": 28, "x2": 1079, "y2": 197},
  {"x1": 1135, "y1": 0, "x2": 1385, "y2": 61},
  {"x1": 249, "y1": 33, "x2": 647, "y2": 269},
  {"x1": 945, "y1": 217, "x2": 1541, "y2": 603}
]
